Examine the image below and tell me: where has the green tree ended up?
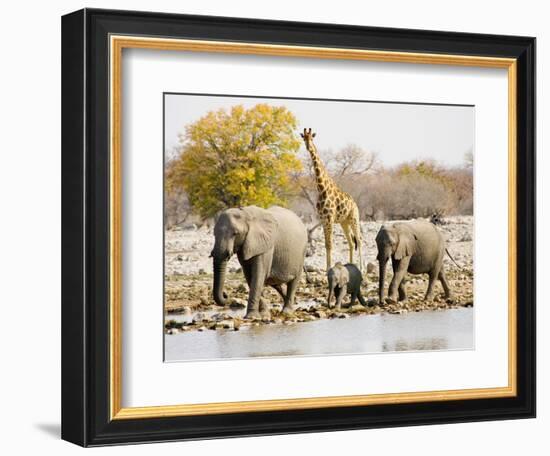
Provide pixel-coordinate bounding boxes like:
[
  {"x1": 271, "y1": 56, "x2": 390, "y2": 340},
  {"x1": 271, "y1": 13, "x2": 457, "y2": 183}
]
[{"x1": 167, "y1": 104, "x2": 302, "y2": 219}]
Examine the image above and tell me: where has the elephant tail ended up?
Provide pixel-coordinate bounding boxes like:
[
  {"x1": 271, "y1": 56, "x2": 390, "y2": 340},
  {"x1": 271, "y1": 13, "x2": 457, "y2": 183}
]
[
  {"x1": 445, "y1": 248, "x2": 462, "y2": 270},
  {"x1": 352, "y1": 234, "x2": 358, "y2": 251}
]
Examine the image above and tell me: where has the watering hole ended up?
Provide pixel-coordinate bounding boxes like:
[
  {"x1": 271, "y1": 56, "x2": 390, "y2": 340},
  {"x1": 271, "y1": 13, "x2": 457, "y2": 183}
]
[{"x1": 164, "y1": 307, "x2": 473, "y2": 362}]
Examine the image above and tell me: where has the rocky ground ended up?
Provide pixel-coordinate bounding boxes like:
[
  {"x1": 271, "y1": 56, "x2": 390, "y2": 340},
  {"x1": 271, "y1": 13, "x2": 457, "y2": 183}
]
[{"x1": 164, "y1": 216, "x2": 474, "y2": 333}]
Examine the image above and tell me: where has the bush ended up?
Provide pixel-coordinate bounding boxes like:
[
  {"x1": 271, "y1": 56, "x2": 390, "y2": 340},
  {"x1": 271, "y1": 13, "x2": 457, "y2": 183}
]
[
  {"x1": 360, "y1": 173, "x2": 458, "y2": 220},
  {"x1": 293, "y1": 156, "x2": 473, "y2": 222}
]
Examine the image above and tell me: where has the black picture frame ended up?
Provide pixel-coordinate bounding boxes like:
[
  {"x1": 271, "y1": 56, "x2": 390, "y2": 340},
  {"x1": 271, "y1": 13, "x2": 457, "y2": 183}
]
[{"x1": 62, "y1": 8, "x2": 536, "y2": 447}]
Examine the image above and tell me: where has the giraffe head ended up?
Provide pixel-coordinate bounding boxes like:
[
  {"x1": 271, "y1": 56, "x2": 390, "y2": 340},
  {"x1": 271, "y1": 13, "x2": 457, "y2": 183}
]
[{"x1": 300, "y1": 127, "x2": 316, "y2": 150}]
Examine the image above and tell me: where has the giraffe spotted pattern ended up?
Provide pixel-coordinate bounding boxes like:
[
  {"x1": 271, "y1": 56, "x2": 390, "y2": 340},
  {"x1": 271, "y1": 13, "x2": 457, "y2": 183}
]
[{"x1": 301, "y1": 127, "x2": 363, "y2": 271}]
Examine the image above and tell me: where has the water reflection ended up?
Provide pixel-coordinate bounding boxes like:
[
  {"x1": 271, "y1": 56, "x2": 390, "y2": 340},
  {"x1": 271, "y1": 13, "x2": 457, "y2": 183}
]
[
  {"x1": 383, "y1": 337, "x2": 448, "y2": 352},
  {"x1": 165, "y1": 308, "x2": 473, "y2": 362}
]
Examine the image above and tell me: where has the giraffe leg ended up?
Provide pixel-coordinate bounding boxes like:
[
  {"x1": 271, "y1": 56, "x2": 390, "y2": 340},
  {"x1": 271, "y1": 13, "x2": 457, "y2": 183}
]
[
  {"x1": 322, "y1": 220, "x2": 333, "y2": 271},
  {"x1": 341, "y1": 223, "x2": 354, "y2": 265},
  {"x1": 350, "y1": 211, "x2": 363, "y2": 272},
  {"x1": 351, "y1": 222, "x2": 363, "y2": 272}
]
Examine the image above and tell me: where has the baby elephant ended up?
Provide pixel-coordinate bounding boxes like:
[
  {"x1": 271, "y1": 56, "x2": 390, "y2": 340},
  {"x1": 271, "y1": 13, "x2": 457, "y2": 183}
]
[{"x1": 327, "y1": 262, "x2": 367, "y2": 309}]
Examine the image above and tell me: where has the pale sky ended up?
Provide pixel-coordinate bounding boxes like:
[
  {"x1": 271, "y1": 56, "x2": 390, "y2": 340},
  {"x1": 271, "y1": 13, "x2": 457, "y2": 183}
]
[{"x1": 164, "y1": 93, "x2": 473, "y2": 167}]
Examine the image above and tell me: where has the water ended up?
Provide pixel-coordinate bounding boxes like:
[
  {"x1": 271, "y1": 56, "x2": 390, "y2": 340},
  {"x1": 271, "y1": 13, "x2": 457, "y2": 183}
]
[{"x1": 164, "y1": 308, "x2": 473, "y2": 362}]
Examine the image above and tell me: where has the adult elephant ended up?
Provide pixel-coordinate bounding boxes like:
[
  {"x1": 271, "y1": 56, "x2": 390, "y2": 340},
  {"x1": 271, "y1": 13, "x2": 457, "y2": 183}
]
[
  {"x1": 375, "y1": 220, "x2": 454, "y2": 304},
  {"x1": 211, "y1": 205, "x2": 307, "y2": 319}
]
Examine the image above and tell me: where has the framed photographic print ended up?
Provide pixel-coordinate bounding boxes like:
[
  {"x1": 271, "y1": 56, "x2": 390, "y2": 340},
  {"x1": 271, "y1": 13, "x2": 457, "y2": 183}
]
[{"x1": 61, "y1": 8, "x2": 536, "y2": 447}]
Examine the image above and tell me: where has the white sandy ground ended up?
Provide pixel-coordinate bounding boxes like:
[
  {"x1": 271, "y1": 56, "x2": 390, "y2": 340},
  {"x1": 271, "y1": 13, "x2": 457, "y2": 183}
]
[{"x1": 165, "y1": 216, "x2": 473, "y2": 277}]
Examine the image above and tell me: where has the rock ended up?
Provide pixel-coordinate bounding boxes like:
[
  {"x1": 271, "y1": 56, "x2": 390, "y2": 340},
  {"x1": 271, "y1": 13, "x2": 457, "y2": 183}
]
[
  {"x1": 210, "y1": 313, "x2": 230, "y2": 321},
  {"x1": 175, "y1": 255, "x2": 183, "y2": 261},
  {"x1": 366, "y1": 262, "x2": 376, "y2": 274},
  {"x1": 315, "y1": 277, "x2": 328, "y2": 286},
  {"x1": 192, "y1": 312, "x2": 206, "y2": 323},
  {"x1": 197, "y1": 326, "x2": 206, "y2": 332},
  {"x1": 198, "y1": 268, "x2": 207, "y2": 275},
  {"x1": 387, "y1": 308, "x2": 400, "y2": 314},
  {"x1": 236, "y1": 283, "x2": 248, "y2": 293},
  {"x1": 216, "y1": 320, "x2": 234, "y2": 330},
  {"x1": 304, "y1": 264, "x2": 320, "y2": 273},
  {"x1": 229, "y1": 298, "x2": 247, "y2": 309},
  {"x1": 199, "y1": 297, "x2": 209, "y2": 306}
]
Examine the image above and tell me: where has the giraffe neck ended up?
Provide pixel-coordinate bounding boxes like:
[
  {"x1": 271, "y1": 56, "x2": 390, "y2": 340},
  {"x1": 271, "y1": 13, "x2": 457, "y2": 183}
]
[{"x1": 306, "y1": 142, "x2": 334, "y2": 193}]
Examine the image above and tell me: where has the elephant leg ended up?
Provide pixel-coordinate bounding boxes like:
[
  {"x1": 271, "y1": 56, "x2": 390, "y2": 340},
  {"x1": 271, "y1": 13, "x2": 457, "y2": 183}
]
[
  {"x1": 398, "y1": 281, "x2": 407, "y2": 301},
  {"x1": 271, "y1": 284, "x2": 286, "y2": 302},
  {"x1": 424, "y1": 269, "x2": 440, "y2": 302},
  {"x1": 242, "y1": 263, "x2": 252, "y2": 286},
  {"x1": 335, "y1": 286, "x2": 346, "y2": 310},
  {"x1": 349, "y1": 292, "x2": 357, "y2": 307},
  {"x1": 439, "y1": 270, "x2": 454, "y2": 301},
  {"x1": 282, "y1": 277, "x2": 300, "y2": 315},
  {"x1": 357, "y1": 291, "x2": 368, "y2": 307},
  {"x1": 327, "y1": 286, "x2": 334, "y2": 308},
  {"x1": 322, "y1": 220, "x2": 333, "y2": 272},
  {"x1": 245, "y1": 258, "x2": 266, "y2": 320},
  {"x1": 387, "y1": 257, "x2": 410, "y2": 303}
]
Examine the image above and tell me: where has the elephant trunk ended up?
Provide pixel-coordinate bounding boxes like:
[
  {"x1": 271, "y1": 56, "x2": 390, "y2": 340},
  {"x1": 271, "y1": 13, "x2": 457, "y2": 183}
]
[
  {"x1": 378, "y1": 256, "x2": 388, "y2": 304},
  {"x1": 213, "y1": 257, "x2": 229, "y2": 307}
]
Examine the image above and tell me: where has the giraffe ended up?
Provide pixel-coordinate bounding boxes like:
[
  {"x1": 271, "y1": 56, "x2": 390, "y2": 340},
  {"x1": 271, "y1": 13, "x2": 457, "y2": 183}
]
[{"x1": 300, "y1": 128, "x2": 363, "y2": 272}]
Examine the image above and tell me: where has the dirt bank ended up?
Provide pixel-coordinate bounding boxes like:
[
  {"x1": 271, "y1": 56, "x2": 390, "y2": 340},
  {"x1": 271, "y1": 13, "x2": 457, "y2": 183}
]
[{"x1": 165, "y1": 216, "x2": 474, "y2": 332}]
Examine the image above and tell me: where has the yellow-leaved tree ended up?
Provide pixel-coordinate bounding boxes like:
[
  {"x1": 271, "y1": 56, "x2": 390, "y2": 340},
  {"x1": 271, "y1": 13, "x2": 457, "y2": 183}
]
[{"x1": 166, "y1": 104, "x2": 303, "y2": 219}]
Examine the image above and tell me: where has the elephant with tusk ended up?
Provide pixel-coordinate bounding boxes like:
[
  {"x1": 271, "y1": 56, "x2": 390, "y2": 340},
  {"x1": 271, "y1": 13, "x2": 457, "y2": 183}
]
[{"x1": 210, "y1": 205, "x2": 307, "y2": 319}]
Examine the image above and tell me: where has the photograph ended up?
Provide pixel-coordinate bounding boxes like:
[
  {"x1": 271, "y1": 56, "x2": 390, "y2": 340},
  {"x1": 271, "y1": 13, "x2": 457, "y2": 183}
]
[
  {"x1": 163, "y1": 93, "x2": 475, "y2": 361},
  {"x1": 57, "y1": 5, "x2": 536, "y2": 448}
]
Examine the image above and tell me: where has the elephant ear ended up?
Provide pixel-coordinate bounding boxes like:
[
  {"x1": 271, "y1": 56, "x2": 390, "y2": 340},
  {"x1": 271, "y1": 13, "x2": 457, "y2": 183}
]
[
  {"x1": 242, "y1": 207, "x2": 278, "y2": 261},
  {"x1": 395, "y1": 230, "x2": 417, "y2": 260},
  {"x1": 337, "y1": 274, "x2": 348, "y2": 288}
]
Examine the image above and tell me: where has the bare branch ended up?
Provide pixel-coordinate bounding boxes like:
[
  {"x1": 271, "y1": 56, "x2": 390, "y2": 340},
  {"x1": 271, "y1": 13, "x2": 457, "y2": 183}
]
[{"x1": 307, "y1": 222, "x2": 322, "y2": 244}]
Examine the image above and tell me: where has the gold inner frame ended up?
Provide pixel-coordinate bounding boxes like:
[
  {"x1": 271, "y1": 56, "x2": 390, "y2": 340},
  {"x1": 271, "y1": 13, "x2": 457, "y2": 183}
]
[{"x1": 109, "y1": 35, "x2": 518, "y2": 420}]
